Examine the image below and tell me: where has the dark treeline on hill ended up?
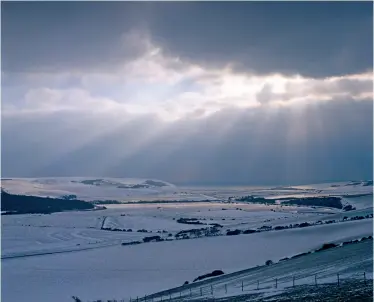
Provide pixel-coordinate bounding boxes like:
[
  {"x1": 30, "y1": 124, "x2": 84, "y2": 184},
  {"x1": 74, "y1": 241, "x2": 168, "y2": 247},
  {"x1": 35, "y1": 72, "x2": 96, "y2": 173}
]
[
  {"x1": 235, "y1": 196, "x2": 276, "y2": 204},
  {"x1": 235, "y1": 195, "x2": 343, "y2": 209},
  {"x1": 282, "y1": 196, "x2": 343, "y2": 209},
  {"x1": 1, "y1": 190, "x2": 94, "y2": 214}
]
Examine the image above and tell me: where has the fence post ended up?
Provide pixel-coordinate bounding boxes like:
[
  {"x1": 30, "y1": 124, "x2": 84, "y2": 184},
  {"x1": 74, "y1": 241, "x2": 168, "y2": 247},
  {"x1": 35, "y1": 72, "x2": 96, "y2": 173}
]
[
  {"x1": 190, "y1": 288, "x2": 192, "y2": 297},
  {"x1": 180, "y1": 291, "x2": 181, "y2": 299},
  {"x1": 293, "y1": 276, "x2": 295, "y2": 287},
  {"x1": 257, "y1": 280, "x2": 259, "y2": 290},
  {"x1": 275, "y1": 278, "x2": 277, "y2": 289},
  {"x1": 242, "y1": 281, "x2": 244, "y2": 291},
  {"x1": 211, "y1": 285, "x2": 213, "y2": 295},
  {"x1": 200, "y1": 287, "x2": 202, "y2": 296},
  {"x1": 315, "y1": 274, "x2": 317, "y2": 286},
  {"x1": 145, "y1": 295, "x2": 146, "y2": 301},
  {"x1": 364, "y1": 272, "x2": 366, "y2": 285},
  {"x1": 137, "y1": 296, "x2": 139, "y2": 302},
  {"x1": 225, "y1": 284, "x2": 227, "y2": 294},
  {"x1": 337, "y1": 273, "x2": 340, "y2": 287},
  {"x1": 169, "y1": 293, "x2": 171, "y2": 301}
]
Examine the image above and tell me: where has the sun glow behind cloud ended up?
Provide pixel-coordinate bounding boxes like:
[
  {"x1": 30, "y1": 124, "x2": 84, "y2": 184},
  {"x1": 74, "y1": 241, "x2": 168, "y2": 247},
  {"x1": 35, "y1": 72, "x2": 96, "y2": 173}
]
[{"x1": 3, "y1": 30, "x2": 372, "y2": 122}]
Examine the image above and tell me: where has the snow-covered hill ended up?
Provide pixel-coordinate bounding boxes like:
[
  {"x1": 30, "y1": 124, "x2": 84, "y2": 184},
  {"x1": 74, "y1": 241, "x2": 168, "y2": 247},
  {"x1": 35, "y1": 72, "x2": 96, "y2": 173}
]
[
  {"x1": 2, "y1": 178, "x2": 372, "y2": 204},
  {"x1": 1, "y1": 177, "x2": 177, "y2": 202}
]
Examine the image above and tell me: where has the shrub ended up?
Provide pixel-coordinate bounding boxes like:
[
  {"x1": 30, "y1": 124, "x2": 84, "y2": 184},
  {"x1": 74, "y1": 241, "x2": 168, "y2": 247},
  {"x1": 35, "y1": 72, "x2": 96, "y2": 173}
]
[
  {"x1": 316, "y1": 243, "x2": 337, "y2": 252},
  {"x1": 193, "y1": 270, "x2": 224, "y2": 282},
  {"x1": 243, "y1": 229, "x2": 256, "y2": 234},
  {"x1": 325, "y1": 220, "x2": 335, "y2": 224},
  {"x1": 177, "y1": 218, "x2": 206, "y2": 225},
  {"x1": 343, "y1": 205, "x2": 356, "y2": 211},
  {"x1": 226, "y1": 229, "x2": 241, "y2": 236},
  {"x1": 143, "y1": 236, "x2": 162, "y2": 243},
  {"x1": 265, "y1": 260, "x2": 273, "y2": 266},
  {"x1": 291, "y1": 252, "x2": 310, "y2": 259},
  {"x1": 258, "y1": 225, "x2": 272, "y2": 231},
  {"x1": 122, "y1": 241, "x2": 141, "y2": 246}
]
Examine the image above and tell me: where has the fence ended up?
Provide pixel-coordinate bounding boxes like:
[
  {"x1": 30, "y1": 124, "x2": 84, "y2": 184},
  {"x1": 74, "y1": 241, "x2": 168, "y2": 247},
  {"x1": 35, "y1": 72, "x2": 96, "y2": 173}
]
[{"x1": 128, "y1": 271, "x2": 371, "y2": 302}]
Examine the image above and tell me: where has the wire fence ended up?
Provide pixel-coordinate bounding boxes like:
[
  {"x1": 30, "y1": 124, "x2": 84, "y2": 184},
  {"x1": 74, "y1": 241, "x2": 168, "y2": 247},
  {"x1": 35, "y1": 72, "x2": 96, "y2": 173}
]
[{"x1": 127, "y1": 271, "x2": 371, "y2": 302}]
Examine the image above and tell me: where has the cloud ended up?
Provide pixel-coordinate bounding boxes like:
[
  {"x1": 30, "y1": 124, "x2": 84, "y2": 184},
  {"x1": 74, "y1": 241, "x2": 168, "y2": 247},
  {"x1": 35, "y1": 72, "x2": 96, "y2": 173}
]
[
  {"x1": 2, "y1": 30, "x2": 372, "y2": 121},
  {"x1": 2, "y1": 2, "x2": 372, "y2": 77},
  {"x1": 147, "y1": 2, "x2": 373, "y2": 77},
  {"x1": 2, "y1": 2, "x2": 372, "y2": 184}
]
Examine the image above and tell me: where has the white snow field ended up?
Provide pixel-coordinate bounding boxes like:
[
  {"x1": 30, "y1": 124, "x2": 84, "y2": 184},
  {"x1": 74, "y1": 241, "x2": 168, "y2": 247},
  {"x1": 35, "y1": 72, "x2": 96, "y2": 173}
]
[
  {"x1": 2, "y1": 178, "x2": 372, "y2": 202},
  {"x1": 144, "y1": 240, "x2": 373, "y2": 301},
  {"x1": 3, "y1": 199, "x2": 363, "y2": 259},
  {"x1": 0, "y1": 177, "x2": 218, "y2": 202},
  {"x1": 2, "y1": 219, "x2": 372, "y2": 302},
  {"x1": 1, "y1": 178, "x2": 373, "y2": 302}
]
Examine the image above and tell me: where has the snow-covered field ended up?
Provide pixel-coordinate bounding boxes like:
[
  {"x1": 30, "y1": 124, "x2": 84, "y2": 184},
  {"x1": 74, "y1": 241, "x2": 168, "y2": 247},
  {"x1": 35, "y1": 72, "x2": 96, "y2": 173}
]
[
  {"x1": 1, "y1": 177, "x2": 218, "y2": 202},
  {"x1": 2, "y1": 178, "x2": 372, "y2": 202},
  {"x1": 1, "y1": 178, "x2": 373, "y2": 302},
  {"x1": 145, "y1": 240, "x2": 373, "y2": 301},
  {"x1": 2, "y1": 218, "x2": 372, "y2": 301},
  {"x1": 2, "y1": 200, "x2": 355, "y2": 259}
]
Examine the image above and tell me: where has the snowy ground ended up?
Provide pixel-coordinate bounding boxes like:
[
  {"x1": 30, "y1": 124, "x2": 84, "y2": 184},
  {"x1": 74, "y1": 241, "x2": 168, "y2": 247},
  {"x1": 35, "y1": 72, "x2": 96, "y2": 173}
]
[
  {"x1": 143, "y1": 240, "x2": 373, "y2": 301},
  {"x1": 0, "y1": 177, "x2": 217, "y2": 202},
  {"x1": 2, "y1": 219, "x2": 372, "y2": 302},
  {"x1": 1, "y1": 178, "x2": 372, "y2": 202},
  {"x1": 1, "y1": 178, "x2": 373, "y2": 302},
  {"x1": 2, "y1": 200, "x2": 360, "y2": 258}
]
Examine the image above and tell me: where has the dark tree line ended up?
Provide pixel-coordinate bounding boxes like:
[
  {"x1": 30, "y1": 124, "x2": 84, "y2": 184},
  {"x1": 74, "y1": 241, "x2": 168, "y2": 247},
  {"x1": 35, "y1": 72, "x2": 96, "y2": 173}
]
[{"x1": 1, "y1": 190, "x2": 94, "y2": 214}]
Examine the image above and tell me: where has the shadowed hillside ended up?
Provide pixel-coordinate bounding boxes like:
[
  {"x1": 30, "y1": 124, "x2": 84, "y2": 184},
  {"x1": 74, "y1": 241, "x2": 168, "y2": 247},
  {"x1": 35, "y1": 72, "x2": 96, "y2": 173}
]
[{"x1": 1, "y1": 190, "x2": 94, "y2": 214}]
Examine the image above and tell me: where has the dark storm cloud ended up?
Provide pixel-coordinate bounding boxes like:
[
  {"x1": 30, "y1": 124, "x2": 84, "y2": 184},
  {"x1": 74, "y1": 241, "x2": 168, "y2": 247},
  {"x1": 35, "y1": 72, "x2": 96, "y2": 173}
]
[
  {"x1": 1, "y1": 2, "x2": 152, "y2": 72},
  {"x1": 149, "y1": 2, "x2": 373, "y2": 77},
  {"x1": 2, "y1": 1, "x2": 372, "y2": 76}
]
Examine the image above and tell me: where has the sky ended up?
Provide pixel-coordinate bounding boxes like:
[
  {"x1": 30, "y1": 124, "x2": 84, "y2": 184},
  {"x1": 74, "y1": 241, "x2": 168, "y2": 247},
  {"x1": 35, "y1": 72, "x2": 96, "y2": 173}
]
[{"x1": 1, "y1": 1, "x2": 373, "y2": 185}]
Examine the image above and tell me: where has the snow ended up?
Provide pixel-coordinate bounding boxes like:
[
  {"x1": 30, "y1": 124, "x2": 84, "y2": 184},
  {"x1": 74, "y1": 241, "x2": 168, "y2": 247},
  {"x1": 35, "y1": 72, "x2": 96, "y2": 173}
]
[
  {"x1": 341, "y1": 195, "x2": 373, "y2": 210},
  {"x1": 2, "y1": 219, "x2": 372, "y2": 302},
  {"x1": 1, "y1": 177, "x2": 178, "y2": 202},
  {"x1": 2, "y1": 178, "x2": 373, "y2": 302},
  {"x1": 2, "y1": 198, "x2": 371, "y2": 259},
  {"x1": 3, "y1": 178, "x2": 372, "y2": 203},
  {"x1": 146, "y1": 240, "x2": 373, "y2": 301}
]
